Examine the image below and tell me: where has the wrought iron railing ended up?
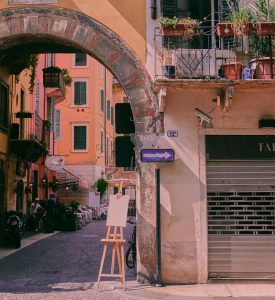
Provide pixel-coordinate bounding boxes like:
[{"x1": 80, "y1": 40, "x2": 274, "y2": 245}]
[{"x1": 155, "y1": 25, "x2": 275, "y2": 80}]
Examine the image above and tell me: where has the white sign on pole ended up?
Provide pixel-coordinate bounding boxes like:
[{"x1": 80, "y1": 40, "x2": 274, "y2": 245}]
[
  {"x1": 106, "y1": 195, "x2": 129, "y2": 227},
  {"x1": 89, "y1": 192, "x2": 100, "y2": 208}
]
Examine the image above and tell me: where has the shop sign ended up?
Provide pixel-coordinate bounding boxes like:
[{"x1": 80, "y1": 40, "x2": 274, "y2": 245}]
[{"x1": 206, "y1": 135, "x2": 275, "y2": 159}]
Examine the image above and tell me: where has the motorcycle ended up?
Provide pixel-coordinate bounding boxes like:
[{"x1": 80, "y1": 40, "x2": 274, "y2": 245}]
[{"x1": 5, "y1": 211, "x2": 23, "y2": 248}]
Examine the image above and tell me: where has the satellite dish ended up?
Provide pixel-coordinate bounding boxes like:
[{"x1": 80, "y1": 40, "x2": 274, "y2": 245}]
[{"x1": 45, "y1": 156, "x2": 65, "y2": 171}]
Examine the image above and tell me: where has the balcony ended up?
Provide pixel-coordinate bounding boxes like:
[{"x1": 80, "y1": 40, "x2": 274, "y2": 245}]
[
  {"x1": 10, "y1": 113, "x2": 50, "y2": 162},
  {"x1": 155, "y1": 25, "x2": 275, "y2": 83},
  {"x1": 43, "y1": 66, "x2": 66, "y2": 102}
]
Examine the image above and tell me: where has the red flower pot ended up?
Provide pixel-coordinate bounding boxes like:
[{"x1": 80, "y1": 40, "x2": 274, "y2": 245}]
[
  {"x1": 222, "y1": 62, "x2": 243, "y2": 80},
  {"x1": 216, "y1": 22, "x2": 252, "y2": 36},
  {"x1": 162, "y1": 23, "x2": 198, "y2": 37},
  {"x1": 256, "y1": 22, "x2": 275, "y2": 35},
  {"x1": 250, "y1": 57, "x2": 275, "y2": 79}
]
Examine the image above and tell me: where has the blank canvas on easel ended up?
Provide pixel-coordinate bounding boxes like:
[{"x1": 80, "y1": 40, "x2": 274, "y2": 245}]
[{"x1": 106, "y1": 195, "x2": 129, "y2": 227}]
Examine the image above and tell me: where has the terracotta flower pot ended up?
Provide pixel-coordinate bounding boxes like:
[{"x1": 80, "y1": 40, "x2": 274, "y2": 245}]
[
  {"x1": 250, "y1": 57, "x2": 275, "y2": 79},
  {"x1": 162, "y1": 23, "x2": 198, "y2": 37},
  {"x1": 256, "y1": 22, "x2": 275, "y2": 36},
  {"x1": 222, "y1": 62, "x2": 243, "y2": 80},
  {"x1": 216, "y1": 22, "x2": 252, "y2": 37}
]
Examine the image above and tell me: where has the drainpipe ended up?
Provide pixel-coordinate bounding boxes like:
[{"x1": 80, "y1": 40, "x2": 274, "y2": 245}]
[
  {"x1": 104, "y1": 67, "x2": 107, "y2": 168},
  {"x1": 155, "y1": 165, "x2": 162, "y2": 286}
]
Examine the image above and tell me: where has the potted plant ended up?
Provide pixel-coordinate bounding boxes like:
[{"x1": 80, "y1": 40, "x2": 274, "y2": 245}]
[
  {"x1": 222, "y1": 61, "x2": 243, "y2": 80},
  {"x1": 249, "y1": 0, "x2": 275, "y2": 79},
  {"x1": 216, "y1": 6, "x2": 253, "y2": 37},
  {"x1": 255, "y1": 0, "x2": 275, "y2": 35},
  {"x1": 159, "y1": 16, "x2": 200, "y2": 37}
]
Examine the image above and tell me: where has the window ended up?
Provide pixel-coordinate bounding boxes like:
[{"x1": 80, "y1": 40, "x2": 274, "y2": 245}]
[
  {"x1": 111, "y1": 106, "x2": 114, "y2": 125},
  {"x1": 100, "y1": 88, "x2": 104, "y2": 112},
  {"x1": 0, "y1": 83, "x2": 8, "y2": 129},
  {"x1": 100, "y1": 130, "x2": 104, "y2": 154},
  {"x1": 74, "y1": 81, "x2": 87, "y2": 105},
  {"x1": 35, "y1": 82, "x2": 40, "y2": 115},
  {"x1": 47, "y1": 97, "x2": 54, "y2": 130},
  {"x1": 107, "y1": 99, "x2": 111, "y2": 121},
  {"x1": 55, "y1": 110, "x2": 61, "y2": 139},
  {"x1": 74, "y1": 53, "x2": 87, "y2": 66},
  {"x1": 73, "y1": 125, "x2": 87, "y2": 150}
]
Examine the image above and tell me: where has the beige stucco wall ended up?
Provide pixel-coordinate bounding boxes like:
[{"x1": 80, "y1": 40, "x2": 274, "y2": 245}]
[{"x1": 157, "y1": 84, "x2": 275, "y2": 283}]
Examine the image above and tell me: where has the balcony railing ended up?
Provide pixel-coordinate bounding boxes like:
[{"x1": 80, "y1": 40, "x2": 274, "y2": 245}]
[
  {"x1": 155, "y1": 25, "x2": 275, "y2": 80},
  {"x1": 10, "y1": 112, "x2": 50, "y2": 162}
]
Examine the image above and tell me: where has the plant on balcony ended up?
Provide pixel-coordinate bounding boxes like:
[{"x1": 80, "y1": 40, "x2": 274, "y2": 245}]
[
  {"x1": 61, "y1": 68, "x2": 72, "y2": 87},
  {"x1": 27, "y1": 54, "x2": 39, "y2": 94},
  {"x1": 217, "y1": 3, "x2": 253, "y2": 37},
  {"x1": 254, "y1": 0, "x2": 275, "y2": 35},
  {"x1": 159, "y1": 16, "x2": 200, "y2": 37}
]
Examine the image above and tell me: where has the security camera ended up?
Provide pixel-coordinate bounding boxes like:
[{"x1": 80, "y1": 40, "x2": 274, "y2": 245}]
[{"x1": 194, "y1": 108, "x2": 212, "y2": 127}]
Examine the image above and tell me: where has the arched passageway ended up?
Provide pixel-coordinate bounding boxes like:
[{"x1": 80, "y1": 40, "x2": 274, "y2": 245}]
[{"x1": 0, "y1": 7, "x2": 159, "y2": 281}]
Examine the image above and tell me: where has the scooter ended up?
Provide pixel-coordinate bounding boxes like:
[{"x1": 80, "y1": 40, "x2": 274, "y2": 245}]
[{"x1": 5, "y1": 212, "x2": 23, "y2": 248}]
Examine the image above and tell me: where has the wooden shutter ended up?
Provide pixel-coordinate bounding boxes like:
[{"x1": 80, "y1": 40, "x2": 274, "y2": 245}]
[
  {"x1": 161, "y1": 0, "x2": 177, "y2": 17},
  {"x1": 100, "y1": 89, "x2": 104, "y2": 112},
  {"x1": 74, "y1": 81, "x2": 87, "y2": 105},
  {"x1": 107, "y1": 99, "x2": 111, "y2": 120},
  {"x1": 74, "y1": 126, "x2": 86, "y2": 150}
]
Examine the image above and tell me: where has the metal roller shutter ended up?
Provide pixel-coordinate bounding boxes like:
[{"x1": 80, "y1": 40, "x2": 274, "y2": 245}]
[{"x1": 207, "y1": 160, "x2": 275, "y2": 279}]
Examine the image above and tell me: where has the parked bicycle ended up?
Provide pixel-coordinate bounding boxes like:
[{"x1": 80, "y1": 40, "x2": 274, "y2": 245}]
[{"x1": 126, "y1": 218, "x2": 136, "y2": 269}]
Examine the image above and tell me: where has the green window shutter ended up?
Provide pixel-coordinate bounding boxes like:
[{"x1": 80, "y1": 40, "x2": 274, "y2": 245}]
[
  {"x1": 55, "y1": 110, "x2": 61, "y2": 139},
  {"x1": 111, "y1": 106, "x2": 114, "y2": 125},
  {"x1": 74, "y1": 126, "x2": 87, "y2": 150},
  {"x1": 100, "y1": 89, "x2": 104, "y2": 112},
  {"x1": 161, "y1": 0, "x2": 177, "y2": 17},
  {"x1": 74, "y1": 82, "x2": 87, "y2": 105},
  {"x1": 107, "y1": 99, "x2": 111, "y2": 120}
]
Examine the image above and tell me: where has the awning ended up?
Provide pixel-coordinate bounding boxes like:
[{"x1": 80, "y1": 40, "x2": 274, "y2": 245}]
[{"x1": 56, "y1": 167, "x2": 89, "y2": 189}]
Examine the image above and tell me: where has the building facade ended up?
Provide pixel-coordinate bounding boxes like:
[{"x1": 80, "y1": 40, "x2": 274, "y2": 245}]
[{"x1": 1, "y1": 0, "x2": 275, "y2": 284}]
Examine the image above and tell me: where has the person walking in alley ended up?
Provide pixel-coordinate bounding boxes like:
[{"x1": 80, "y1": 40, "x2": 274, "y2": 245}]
[
  {"x1": 46, "y1": 193, "x2": 56, "y2": 233},
  {"x1": 29, "y1": 198, "x2": 45, "y2": 232}
]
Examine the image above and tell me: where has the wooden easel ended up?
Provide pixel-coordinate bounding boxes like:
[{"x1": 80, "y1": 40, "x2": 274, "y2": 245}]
[
  {"x1": 97, "y1": 184, "x2": 127, "y2": 290},
  {"x1": 96, "y1": 225, "x2": 126, "y2": 289}
]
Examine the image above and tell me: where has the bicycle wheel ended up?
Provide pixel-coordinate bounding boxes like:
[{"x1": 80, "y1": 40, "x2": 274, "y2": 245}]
[{"x1": 126, "y1": 243, "x2": 135, "y2": 269}]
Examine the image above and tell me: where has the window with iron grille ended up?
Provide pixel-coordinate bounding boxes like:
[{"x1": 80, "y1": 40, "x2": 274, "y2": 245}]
[
  {"x1": 0, "y1": 83, "x2": 8, "y2": 130},
  {"x1": 100, "y1": 130, "x2": 104, "y2": 154},
  {"x1": 74, "y1": 53, "x2": 87, "y2": 67},
  {"x1": 74, "y1": 81, "x2": 87, "y2": 105},
  {"x1": 73, "y1": 125, "x2": 87, "y2": 150}
]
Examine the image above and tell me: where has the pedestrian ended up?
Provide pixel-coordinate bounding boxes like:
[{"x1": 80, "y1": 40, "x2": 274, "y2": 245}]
[
  {"x1": 29, "y1": 197, "x2": 44, "y2": 232},
  {"x1": 46, "y1": 193, "x2": 56, "y2": 233}
]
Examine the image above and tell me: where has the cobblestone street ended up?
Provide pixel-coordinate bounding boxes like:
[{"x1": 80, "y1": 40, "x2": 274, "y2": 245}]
[{"x1": 0, "y1": 219, "x2": 142, "y2": 300}]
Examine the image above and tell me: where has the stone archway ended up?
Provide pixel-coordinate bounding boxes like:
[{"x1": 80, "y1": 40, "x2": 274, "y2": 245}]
[{"x1": 0, "y1": 7, "x2": 158, "y2": 280}]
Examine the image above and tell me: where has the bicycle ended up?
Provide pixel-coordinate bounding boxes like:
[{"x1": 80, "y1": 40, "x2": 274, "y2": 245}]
[{"x1": 126, "y1": 218, "x2": 136, "y2": 269}]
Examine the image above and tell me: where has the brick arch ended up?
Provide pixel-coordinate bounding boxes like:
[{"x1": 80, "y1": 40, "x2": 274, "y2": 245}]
[
  {"x1": 0, "y1": 7, "x2": 158, "y2": 280},
  {"x1": 0, "y1": 6, "x2": 157, "y2": 134}
]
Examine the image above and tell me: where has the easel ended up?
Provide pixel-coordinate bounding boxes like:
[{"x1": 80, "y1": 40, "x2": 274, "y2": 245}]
[{"x1": 97, "y1": 182, "x2": 128, "y2": 290}]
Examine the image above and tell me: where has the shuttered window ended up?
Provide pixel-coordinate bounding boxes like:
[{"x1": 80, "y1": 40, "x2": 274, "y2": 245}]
[
  {"x1": 35, "y1": 82, "x2": 40, "y2": 115},
  {"x1": 55, "y1": 110, "x2": 61, "y2": 139},
  {"x1": 111, "y1": 106, "x2": 114, "y2": 125},
  {"x1": 73, "y1": 125, "x2": 87, "y2": 150},
  {"x1": 74, "y1": 53, "x2": 87, "y2": 66},
  {"x1": 74, "y1": 81, "x2": 87, "y2": 105},
  {"x1": 107, "y1": 99, "x2": 111, "y2": 121},
  {"x1": 161, "y1": 0, "x2": 177, "y2": 17},
  {"x1": 100, "y1": 89, "x2": 104, "y2": 112}
]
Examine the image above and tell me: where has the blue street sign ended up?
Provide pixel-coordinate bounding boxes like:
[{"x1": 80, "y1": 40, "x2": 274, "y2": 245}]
[{"x1": 141, "y1": 149, "x2": 175, "y2": 162}]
